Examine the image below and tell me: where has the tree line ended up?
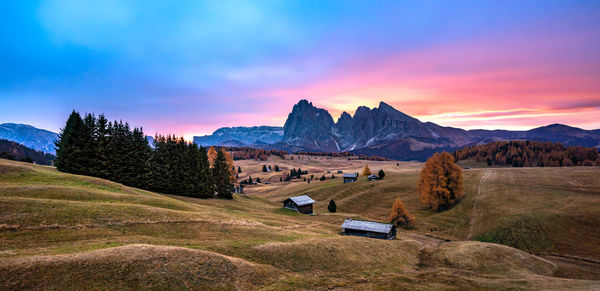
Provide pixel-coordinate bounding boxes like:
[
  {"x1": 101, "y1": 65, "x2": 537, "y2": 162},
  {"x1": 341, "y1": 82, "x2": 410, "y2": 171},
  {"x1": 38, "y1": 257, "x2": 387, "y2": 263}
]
[
  {"x1": 453, "y1": 140, "x2": 600, "y2": 167},
  {"x1": 0, "y1": 139, "x2": 55, "y2": 165},
  {"x1": 54, "y1": 111, "x2": 234, "y2": 199},
  {"x1": 225, "y1": 147, "x2": 286, "y2": 161}
]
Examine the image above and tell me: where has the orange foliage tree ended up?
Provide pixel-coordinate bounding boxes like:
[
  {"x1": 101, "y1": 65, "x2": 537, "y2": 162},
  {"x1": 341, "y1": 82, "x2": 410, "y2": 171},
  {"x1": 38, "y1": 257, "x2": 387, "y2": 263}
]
[
  {"x1": 362, "y1": 165, "x2": 372, "y2": 176},
  {"x1": 223, "y1": 149, "x2": 237, "y2": 183},
  {"x1": 207, "y1": 146, "x2": 217, "y2": 167},
  {"x1": 418, "y1": 152, "x2": 464, "y2": 211},
  {"x1": 389, "y1": 198, "x2": 415, "y2": 229}
]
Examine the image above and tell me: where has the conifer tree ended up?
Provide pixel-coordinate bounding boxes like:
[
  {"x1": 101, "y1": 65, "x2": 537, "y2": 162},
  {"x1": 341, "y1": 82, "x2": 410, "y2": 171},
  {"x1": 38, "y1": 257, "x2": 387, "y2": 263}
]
[
  {"x1": 196, "y1": 146, "x2": 214, "y2": 197},
  {"x1": 418, "y1": 152, "x2": 464, "y2": 211},
  {"x1": 213, "y1": 149, "x2": 233, "y2": 199},
  {"x1": 389, "y1": 198, "x2": 414, "y2": 229},
  {"x1": 94, "y1": 114, "x2": 110, "y2": 178},
  {"x1": 362, "y1": 165, "x2": 372, "y2": 176},
  {"x1": 207, "y1": 146, "x2": 217, "y2": 167},
  {"x1": 378, "y1": 169, "x2": 385, "y2": 180},
  {"x1": 55, "y1": 111, "x2": 87, "y2": 174},
  {"x1": 328, "y1": 200, "x2": 337, "y2": 213}
]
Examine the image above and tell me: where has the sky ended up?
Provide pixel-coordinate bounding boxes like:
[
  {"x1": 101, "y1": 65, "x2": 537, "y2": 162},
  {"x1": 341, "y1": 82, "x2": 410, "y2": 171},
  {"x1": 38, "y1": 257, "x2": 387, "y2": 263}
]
[{"x1": 1, "y1": 1, "x2": 600, "y2": 140}]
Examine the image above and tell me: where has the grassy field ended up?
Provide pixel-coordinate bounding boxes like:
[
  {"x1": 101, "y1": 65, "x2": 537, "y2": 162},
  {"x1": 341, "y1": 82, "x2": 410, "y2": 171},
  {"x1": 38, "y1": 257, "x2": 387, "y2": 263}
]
[{"x1": 1, "y1": 157, "x2": 599, "y2": 289}]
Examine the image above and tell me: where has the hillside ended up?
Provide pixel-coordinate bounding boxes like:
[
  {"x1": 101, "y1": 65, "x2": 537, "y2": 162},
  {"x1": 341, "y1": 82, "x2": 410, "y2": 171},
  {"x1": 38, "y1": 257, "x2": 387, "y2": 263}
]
[
  {"x1": 0, "y1": 139, "x2": 55, "y2": 165},
  {"x1": 1, "y1": 158, "x2": 599, "y2": 289}
]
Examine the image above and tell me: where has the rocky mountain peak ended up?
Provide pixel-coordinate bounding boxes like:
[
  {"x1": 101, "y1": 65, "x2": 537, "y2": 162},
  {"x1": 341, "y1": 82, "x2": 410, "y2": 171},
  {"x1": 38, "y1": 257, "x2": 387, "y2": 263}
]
[{"x1": 283, "y1": 100, "x2": 339, "y2": 151}]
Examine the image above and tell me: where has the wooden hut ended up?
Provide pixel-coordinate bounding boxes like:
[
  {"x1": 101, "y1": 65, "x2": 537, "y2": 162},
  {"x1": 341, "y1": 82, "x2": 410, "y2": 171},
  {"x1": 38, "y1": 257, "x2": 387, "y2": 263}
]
[
  {"x1": 282, "y1": 195, "x2": 315, "y2": 214},
  {"x1": 343, "y1": 173, "x2": 358, "y2": 183},
  {"x1": 341, "y1": 218, "x2": 396, "y2": 239}
]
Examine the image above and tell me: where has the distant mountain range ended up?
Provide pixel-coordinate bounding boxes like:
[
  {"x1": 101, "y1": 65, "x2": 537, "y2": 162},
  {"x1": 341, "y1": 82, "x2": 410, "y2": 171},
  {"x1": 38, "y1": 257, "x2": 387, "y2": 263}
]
[
  {"x1": 193, "y1": 126, "x2": 283, "y2": 147},
  {"x1": 195, "y1": 100, "x2": 600, "y2": 161},
  {"x1": 3, "y1": 101, "x2": 600, "y2": 161},
  {"x1": 0, "y1": 123, "x2": 58, "y2": 154}
]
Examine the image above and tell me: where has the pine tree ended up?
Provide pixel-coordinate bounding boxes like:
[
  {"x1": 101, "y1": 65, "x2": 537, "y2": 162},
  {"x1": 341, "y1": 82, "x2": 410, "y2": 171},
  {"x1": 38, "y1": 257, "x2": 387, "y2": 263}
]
[
  {"x1": 55, "y1": 111, "x2": 87, "y2": 174},
  {"x1": 213, "y1": 149, "x2": 233, "y2": 199},
  {"x1": 378, "y1": 169, "x2": 385, "y2": 180},
  {"x1": 262, "y1": 165, "x2": 268, "y2": 172},
  {"x1": 237, "y1": 166, "x2": 242, "y2": 173},
  {"x1": 389, "y1": 198, "x2": 414, "y2": 229},
  {"x1": 418, "y1": 152, "x2": 464, "y2": 211},
  {"x1": 328, "y1": 200, "x2": 337, "y2": 213},
  {"x1": 362, "y1": 165, "x2": 372, "y2": 176},
  {"x1": 196, "y1": 146, "x2": 214, "y2": 197},
  {"x1": 94, "y1": 114, "x2": 110, "y2": 178}
]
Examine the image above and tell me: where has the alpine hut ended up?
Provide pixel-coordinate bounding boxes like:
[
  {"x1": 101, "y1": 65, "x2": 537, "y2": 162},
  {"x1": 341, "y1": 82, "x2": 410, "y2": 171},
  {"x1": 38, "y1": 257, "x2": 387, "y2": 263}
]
[
  {"x1": 343, "y1": 173, "x2": 358, "y2": 183},
  {"x1": 282, "y1": 195, "x2": 315, "y2": 214},
  {"x1": 341, "y1": 218, "x2": 396, "y2": 239}
]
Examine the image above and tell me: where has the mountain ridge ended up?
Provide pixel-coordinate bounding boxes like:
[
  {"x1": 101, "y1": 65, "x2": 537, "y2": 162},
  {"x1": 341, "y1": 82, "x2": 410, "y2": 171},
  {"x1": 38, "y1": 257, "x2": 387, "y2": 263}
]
[{"x1": 193, "y1": 100, "x2": 600, "y2": 161}]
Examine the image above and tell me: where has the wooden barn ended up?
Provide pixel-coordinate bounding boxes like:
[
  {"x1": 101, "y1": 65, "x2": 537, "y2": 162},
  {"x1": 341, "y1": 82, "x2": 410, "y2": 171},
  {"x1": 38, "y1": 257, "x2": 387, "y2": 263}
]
[
  {"x1": 341, "y1": 218, "x2": 396, "y2": 239},
  {"x1": 282, "y1": 195, "x2": 315, "y2": 214},
  {"x1": 343, "y1": 173, "x2": 358, "y2": 183}
]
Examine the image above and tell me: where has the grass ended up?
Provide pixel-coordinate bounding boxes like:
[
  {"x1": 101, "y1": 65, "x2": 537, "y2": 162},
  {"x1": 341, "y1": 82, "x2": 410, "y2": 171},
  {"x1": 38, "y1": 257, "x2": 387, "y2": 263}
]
[{"x1": 1, "y1": 158, "x2": 599, "y2": 289}]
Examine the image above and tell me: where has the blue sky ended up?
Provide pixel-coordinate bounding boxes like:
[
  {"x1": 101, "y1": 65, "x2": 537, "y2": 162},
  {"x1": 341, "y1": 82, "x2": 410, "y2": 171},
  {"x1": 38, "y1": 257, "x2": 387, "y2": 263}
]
[{"x1": 1, "y1": 1, "x2": 599, "y2": 138}]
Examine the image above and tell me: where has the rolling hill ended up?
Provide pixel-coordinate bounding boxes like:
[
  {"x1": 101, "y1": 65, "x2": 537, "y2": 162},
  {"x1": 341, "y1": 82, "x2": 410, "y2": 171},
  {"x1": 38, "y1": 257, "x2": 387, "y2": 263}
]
[{"x1": 1, "y1": 158, "x2": 599, "y2": 289}]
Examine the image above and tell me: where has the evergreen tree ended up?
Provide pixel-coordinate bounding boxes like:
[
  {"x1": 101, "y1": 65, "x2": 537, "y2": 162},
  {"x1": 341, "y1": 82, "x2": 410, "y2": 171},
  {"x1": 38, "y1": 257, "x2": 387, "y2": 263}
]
[
  {"x1": 213, "y1": 149, "x2": 233, "y2": 199},
  {"x1": 94, "y1": 114, "x2": 110, "y2": 178},
  {"x1": 237, "y1": 166, "x2": 242, "y2": 173},
  {"x1": 55, "y1": 111, "x2": 87, "y2": 174},
  {"x1": 378, "y1": 169, "x2": 385, "y2": 180},
  {"x1": 328, "y1": 200, "x2": 337, "y2": 213},
  {"x1": 262, "y1": 164, "x2": 268, "y2": 172},
  {"x1": 196, "y1": 146, "x2": 214, "y2": 197},
  {"x1": 256, "y1": 177, "x2": 261, "y2": 183}
]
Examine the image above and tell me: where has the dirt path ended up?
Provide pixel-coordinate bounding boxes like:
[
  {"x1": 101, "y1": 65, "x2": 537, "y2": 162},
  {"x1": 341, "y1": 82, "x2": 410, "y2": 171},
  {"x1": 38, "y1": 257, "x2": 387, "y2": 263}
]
[{"x1": 467, "y1": 170, "x2": 490, "y2": 240}]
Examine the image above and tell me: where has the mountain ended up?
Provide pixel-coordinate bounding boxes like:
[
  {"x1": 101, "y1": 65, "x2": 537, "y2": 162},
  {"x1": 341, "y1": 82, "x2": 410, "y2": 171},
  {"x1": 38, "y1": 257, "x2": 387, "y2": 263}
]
[
  {"x1": 193, "y1": 126, "x2": 283, "y2": 147},
  {"x1": 0, "y1": 123, "x2": 58, "y2": 154},
  {"x1": 278, "y1": 100, "x2": 600, "y2": 160},
  {"x1": 283, "y1": 100, "x2": 340, "y2": 152}
]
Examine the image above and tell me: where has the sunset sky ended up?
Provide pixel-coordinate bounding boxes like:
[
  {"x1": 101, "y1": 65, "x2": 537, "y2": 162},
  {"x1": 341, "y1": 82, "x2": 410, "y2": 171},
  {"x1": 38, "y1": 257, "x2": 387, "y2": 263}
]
[{"x1": 1, "y1": 1, "x2": 600, "y2": 140}]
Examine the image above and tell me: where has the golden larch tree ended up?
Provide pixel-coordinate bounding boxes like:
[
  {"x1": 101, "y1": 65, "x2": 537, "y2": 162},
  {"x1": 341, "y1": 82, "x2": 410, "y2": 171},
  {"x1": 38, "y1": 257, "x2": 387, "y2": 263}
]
[
  {"x1": 222, "y1": 148, "x2": 237, "y2": 183},
  {"x1": 362, "y1": 165, "x2": 372, "y2": 176},
  {"x1": 418, "y1": 152, "x2": 464, "y2": 211},
  {"x1": 207, "y1": 146, "x2": 217, "y2": 167},
  {"x1": 389, "y1": 198, "x2": 415, "y2": 229}
]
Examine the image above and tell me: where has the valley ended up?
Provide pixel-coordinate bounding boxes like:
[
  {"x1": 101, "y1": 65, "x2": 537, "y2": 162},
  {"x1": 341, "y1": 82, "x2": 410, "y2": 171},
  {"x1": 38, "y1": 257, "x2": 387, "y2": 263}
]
[{"x1": 1, "y1": 157, "x2": 599, "y2": 289}]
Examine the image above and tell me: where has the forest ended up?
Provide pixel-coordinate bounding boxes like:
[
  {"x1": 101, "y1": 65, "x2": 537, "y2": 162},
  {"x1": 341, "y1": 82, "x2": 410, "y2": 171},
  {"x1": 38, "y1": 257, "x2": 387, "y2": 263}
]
[
  {"x1": 0, "y1": 139, "x2": 55, "y2": 165},
  {"x1": 54, "y1": 111, "x2": 235, "y2": 198},
  {"x1": 454, "y1": 140, "x2": 600, "y2": 167}
]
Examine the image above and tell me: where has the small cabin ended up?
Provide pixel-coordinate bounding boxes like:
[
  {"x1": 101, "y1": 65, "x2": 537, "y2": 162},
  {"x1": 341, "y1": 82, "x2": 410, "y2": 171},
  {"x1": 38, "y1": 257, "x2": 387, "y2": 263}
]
[
  {"x1": 343, "y1": 173, "x2": 358, "y2": 183},
  {"x1": 367, "y1": 174, "x2": 378, "y2": 181},
  {"x1": 341, "y1": 218, "x2": 396, "y2": 239},
  {"x1": 282, "y1": 195, "x2": 315, "y2": 214}
]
